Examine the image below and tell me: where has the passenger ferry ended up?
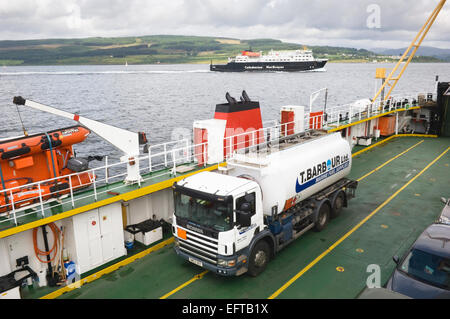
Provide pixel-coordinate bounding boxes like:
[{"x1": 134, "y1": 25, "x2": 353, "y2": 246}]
[{"x1": 210, "y1": 49, "x2": 327, "y2": 72}]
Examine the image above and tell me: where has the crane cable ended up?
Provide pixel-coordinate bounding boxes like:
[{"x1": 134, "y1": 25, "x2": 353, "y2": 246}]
[
  {"x1": 14, "y1": 103, "x2": 28, "y2": 137},
  {"x1": 33, "y1": 223, "x2": 60, "y2": 264}
]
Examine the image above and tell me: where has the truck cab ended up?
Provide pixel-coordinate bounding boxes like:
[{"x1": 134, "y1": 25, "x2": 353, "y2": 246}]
[{"x1": 172, "y1": 171, "x2": 268, "y2": 276}]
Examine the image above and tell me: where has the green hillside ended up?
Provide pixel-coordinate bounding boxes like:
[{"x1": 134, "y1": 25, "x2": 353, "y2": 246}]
[{"x1": 0, "y1": 35, "x2": 442, "y2": 66}]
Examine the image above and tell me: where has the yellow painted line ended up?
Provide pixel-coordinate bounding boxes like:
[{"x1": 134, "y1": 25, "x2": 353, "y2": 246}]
[
  {"x1": 40, "y1": 237, "x2": 175, "y2": 299},
  {"x1": 327, "y1": 106, "x2": 420, "y2": 133},
  {"x1": 352, "y1": 134, "x2": 437, "y2": 158},
  {"x1": 159, "y1": 270, "x2": 209, "y2": 299},
  {"x1": 269, "y1": 146, "x2": 450, "y2": 299},
  {"x1": 0, "y1": 163, "x2": 225, "y2": 239},
  {"x1": 352, "y1": 135, "x2": 396, "y2": 158},
  {"x1": 356, "y1": 140, "x2": 424, "y2": 182}
]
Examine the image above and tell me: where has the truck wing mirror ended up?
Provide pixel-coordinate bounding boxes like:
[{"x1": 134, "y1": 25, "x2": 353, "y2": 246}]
[
  {"x1": 392, "y1": 256, "x2": 399, "y2": 265},
  {"x1": 236, "y1": 210, "x2": 251, "y2": 228},
  {"x1": 240, "y1": 202, "x2": 251, "y2": 212}
]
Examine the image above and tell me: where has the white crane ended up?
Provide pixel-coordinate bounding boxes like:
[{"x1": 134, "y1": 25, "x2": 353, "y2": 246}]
[{"x1": 13, "y1": 96, "x2": 146, "y2": 185}]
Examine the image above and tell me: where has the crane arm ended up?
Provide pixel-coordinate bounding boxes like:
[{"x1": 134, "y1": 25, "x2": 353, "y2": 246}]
[
  {"x1": 12, "y1": 96, "x2": 140, "y2": 157},
  {"x1": 372, "y1": 0, "x2": 446, "y2": 103}
]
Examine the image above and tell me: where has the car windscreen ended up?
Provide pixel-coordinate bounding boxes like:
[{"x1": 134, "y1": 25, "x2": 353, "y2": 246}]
[
  {"x1": 174, "y1": 191, "x2": 233, "y2": 232},
  {"x1": 399, "y1": 248, "x2": 450, "y2": 290}
]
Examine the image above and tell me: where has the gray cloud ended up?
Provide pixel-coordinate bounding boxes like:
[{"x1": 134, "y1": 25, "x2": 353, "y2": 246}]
[{"x1": 0, "y1": 0, "x2": 448, "y2": 49}]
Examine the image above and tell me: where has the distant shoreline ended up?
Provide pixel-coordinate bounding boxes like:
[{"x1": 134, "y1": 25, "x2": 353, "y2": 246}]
[{"x1": 0, "y1": 35, "x2": 445, "y2": 67}]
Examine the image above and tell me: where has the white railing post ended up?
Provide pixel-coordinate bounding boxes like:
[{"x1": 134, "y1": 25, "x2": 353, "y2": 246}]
[
  {"x1": 9, "y1": 190, "x2": 17, "y2": 226},
  {"x1": 203, "y1": 143, "x2": 207, "y2": 167},
  {"x1": 38, "y1": 183, "x2": 45, "y2": 217},
  {"x1": 395, "y1": 112, "x2": 399, "y2": 135},
  {"x1": 349, "y1": 106, "x2": 352, "y2": 124},
  {"x1": 105, "y1": 156, "x2": 109, "y2": 184},
  {"x1": 185, "y1": 139, "x2": 189, "y2": 163},
  {"x1": 164, "y1": 144, "x2": 168, "y2": 167},
  {"x1": 93, "y1": 172, "x2": 97, "y2": 201},
  {"x1": 172, "y1": 150, "x2": 177, "y2": 176},
  {"x1": 148, "y1": 149, "x2": 152, "y2": 173},
  {"x1": 68, "y1": 176, "x2": 75, "y2": 208}
]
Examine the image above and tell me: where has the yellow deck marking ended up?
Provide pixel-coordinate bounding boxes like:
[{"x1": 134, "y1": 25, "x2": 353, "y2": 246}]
[
  {"x1": 355, "y1": 140, "x2": 424, "y2": 182},
  {"x1": 269, "y1": 146, "x2": 450, "y2": 299},
  {"x1": 40, "y1": 237, "x2": 174, "y2": 299},
  {"x1": 159, "y1": 270, "x2": 209, "y2": 299},
  {"x1": 336, "y1": 267, "x2": 345, "y2": 272},
  {"x1": 352, "y1": 134, "x2": 436, "y2": 158}
]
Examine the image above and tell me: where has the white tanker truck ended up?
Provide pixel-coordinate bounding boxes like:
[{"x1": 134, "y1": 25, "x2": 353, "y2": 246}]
[{"x1": 171, "y1": 130, "x2": 358, "y2": 276}]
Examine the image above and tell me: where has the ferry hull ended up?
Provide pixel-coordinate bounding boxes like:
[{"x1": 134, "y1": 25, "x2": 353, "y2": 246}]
[{"x1": 210, "y1": 60, "x2": 327, "y2": 72}]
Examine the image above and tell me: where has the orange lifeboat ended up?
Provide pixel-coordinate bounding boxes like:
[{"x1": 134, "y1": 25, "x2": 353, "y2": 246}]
[{"x1": 0, "y1": 126, "x2": 95, "y2": 213}]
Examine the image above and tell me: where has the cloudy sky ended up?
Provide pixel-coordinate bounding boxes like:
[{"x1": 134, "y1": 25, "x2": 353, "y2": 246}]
[{"x1": 0, "y1": 0, "x2": 449, "y2": 49}]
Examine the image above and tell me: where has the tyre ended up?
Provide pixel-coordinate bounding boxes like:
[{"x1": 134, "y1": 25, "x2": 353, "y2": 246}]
[
  {"x1": 314, "y1": 201, "x2": 330, "y2": 232},
  {"x1": 331, "y1": 191, "x2": 345, "y2": 218},
  {"x1": 248, "y1": 240, "x2": 270, "y2": 277}
]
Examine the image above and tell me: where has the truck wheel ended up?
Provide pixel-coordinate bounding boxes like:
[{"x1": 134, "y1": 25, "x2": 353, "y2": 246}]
[
  {"x1": 314, "y1": 202, "x2": 330, "y2": 232},
  {"x1": 248, "y1": 241, "x2": 270, "y2": 277},
  {"x1": 331, "y1": 191, "x2": 345, "y2": 218}
]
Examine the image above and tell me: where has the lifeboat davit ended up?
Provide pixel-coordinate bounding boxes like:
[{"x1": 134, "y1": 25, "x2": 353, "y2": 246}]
[{"x1": 0, "y1": 126, "x2": 95, "y2": 213}]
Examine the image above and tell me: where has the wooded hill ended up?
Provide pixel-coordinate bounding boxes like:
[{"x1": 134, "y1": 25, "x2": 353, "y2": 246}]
[{"x1": 0, "y1": 35, "x2": 442, "y2": 66}]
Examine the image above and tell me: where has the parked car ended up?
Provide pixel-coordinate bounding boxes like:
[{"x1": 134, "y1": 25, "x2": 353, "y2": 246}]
[
  {"x1": 386, "y1": 223, "x2": 450, "y2": 298},
  {"x1": 438, "y1": 197, "x2": 450, "y2": 225}
]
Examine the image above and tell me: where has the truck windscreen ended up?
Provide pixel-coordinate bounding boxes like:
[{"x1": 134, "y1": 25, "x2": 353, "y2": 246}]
[{"x1": 174, "y1": 191, "x2": 233, "y2": 232}]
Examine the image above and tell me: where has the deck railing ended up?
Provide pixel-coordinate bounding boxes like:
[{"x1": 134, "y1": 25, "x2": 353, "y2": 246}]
[{"x1": 0, "y1": 92, "x2": 434, "y2": 227}]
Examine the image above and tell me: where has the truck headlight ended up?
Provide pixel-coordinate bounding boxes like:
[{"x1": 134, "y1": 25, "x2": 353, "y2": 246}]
[
  {"x1": 218, "y1": 259, "x2": 236, "y2": 267},
  {"x1": 217, "y1": 259, "x2": 227, "y2": 267}
]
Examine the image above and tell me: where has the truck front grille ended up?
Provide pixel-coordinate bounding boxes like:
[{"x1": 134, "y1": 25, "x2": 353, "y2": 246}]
[{"x1": 177, "y1": 227, "x2": 219, "y2": 264}]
